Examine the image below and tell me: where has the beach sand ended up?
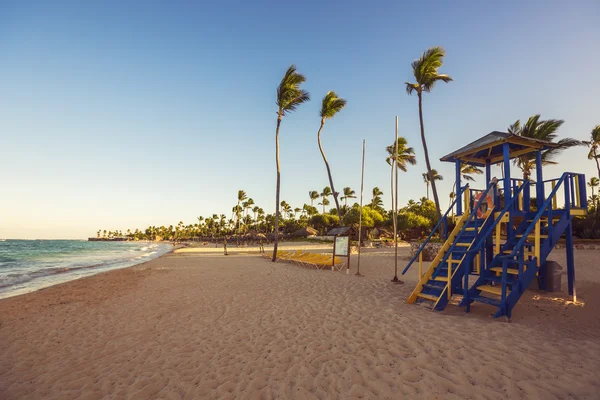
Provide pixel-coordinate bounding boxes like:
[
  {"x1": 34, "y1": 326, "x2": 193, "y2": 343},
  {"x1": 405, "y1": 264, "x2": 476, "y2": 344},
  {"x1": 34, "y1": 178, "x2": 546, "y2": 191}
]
[{"x1": 1, "y1": 243, "x2": 599, "y2": 399}]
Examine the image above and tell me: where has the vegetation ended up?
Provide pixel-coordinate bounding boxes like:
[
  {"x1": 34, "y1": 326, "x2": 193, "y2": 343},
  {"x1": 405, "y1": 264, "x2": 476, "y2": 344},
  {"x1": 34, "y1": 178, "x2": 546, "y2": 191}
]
[
  {"x1": 507, "y1": 115, "x2": 583, "y2": 179},
  {"x1": 422, "y1": 169, "x2": 443, "y2": 200},
  {"x1": 272, "y1": 65, "x2": 310, "y2": 261},
  {"x1": 316, "y1": 91, "x2": 347, "y2": 221},
  {"x1": 588, "y1": 125, "x2": 600, "y2": 179},
  {"x1": 405, "y1": 46, "x2": 453, "y2": 221}
]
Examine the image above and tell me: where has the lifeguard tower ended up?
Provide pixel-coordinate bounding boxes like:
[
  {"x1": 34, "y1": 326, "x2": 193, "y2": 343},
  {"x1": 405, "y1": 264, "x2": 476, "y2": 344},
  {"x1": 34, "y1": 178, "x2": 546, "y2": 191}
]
[{"x1": 403, "y1": 132, "x2": 587, "y2": 319}]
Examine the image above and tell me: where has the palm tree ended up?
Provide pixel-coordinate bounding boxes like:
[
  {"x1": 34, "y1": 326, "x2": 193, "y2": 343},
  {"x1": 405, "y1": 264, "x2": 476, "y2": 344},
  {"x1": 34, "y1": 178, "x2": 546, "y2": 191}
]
[
  {"x1": 319, "y1": 197, "x2": 330, "y2": 213},
  {"x1": 386, "y1": 137, "x2": 417, "y2": 216},
  {"x1": 588, "y1": 177, "x2": 599, "y2": 204},
  {"x1": 273, "y1": 65, "x2": 310, "y2": 261},
  {"x1": 405, "y1": 46, "x2": 453, "y2": 221},
  {"x1": 449, "y1": 164, "x2": 483, "y2": 208},
  {"x1": 588, "y1": 125, "x2": 600, "y2": 179},
  {"x1": 309, "y1": 191, "x2": 320, "y2": 206},
  {"x1": 320, "y1": 187, "x2": 332, "y2": 213},
  {"x1": 340, "y1": 187, "x2": 357, "y2": 207},
  {"x1": 317, "y1": 91, "x2": 347, "y2": 221},
  {"x1": 370, "y1": 187, "x2": 384, "y2": 211},
  {"x1": 245, "y1": 198, "x2": 255, "y2": 217},
  {"x1": 422, "y1": 169, "x2": 443, "y2": 200},
  {"x1": 507, "y1": 115, "x2": 583, "y2": 179},
  {"x1": 237, "y1": 190, "x2": 247, "y2": 232}
]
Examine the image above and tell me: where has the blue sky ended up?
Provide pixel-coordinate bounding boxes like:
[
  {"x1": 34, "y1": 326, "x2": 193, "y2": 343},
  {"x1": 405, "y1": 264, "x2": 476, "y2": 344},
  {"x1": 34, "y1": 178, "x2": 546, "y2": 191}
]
[{"x1": 1, "y1": 0, "x2": 599, "y2": 239}]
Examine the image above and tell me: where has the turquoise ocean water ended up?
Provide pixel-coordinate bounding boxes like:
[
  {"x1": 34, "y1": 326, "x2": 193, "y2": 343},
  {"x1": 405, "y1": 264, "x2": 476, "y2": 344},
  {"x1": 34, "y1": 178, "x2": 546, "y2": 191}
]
[{"x1": 0, "y1": 240, "x2": 172, "y2": 298}]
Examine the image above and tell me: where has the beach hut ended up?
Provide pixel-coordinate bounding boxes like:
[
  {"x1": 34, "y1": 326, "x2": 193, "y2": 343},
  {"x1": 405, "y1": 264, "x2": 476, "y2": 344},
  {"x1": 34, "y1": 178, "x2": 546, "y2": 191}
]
[
  {"x1": 403, "y1": 131, "x2": 586, "y2": 319},
  {"x1": 292, "y1": 226, "x2": 318, "y2": 238}
]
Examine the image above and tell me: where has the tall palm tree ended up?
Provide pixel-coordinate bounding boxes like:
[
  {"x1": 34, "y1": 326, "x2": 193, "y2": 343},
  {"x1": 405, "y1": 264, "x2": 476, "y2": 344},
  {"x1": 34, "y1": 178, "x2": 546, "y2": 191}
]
[
  {"x1": 508, "y1": 115, "x2": 583, "y2": 179},
  {"x1": 405, "y1": 46, "x2": 453, "y2": 221},
  {"x1": 309, "y1": 191, "x2": 320, "y2": 206},
  {"x1": 386, "y1": 137, "x2": 417, "y2": 214},
  {"x1": 320, "y1": 187, "x2": 332, "y2": 213},
  {"x1": 316, "y1": 91, "x2": 347, "y2": 221},
  {"x1": 422, "y1": 169, "x2": 443, "y2": 200},
  {"x1": 370, "y1": 187, "x2": 384, "y2": 211},
  {"x1": 273, "y1": 65, "x2": 310, "y2": 261},
  {"x1": 318, "y1": 197, "x2": 330, "y2": 213},
  {"x1": 340, "y1": 187, "x2": 357, "y2": 207},
  {"x1": 237, "y1": 190, "x2": 247, "y2": 232},
  {"x1": 588, "y1": 125, "x2": 600, "y2": 179}
]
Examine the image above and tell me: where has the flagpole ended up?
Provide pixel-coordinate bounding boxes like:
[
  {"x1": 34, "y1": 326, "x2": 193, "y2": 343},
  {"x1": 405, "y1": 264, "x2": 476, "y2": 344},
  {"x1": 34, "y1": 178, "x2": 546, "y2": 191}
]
[{"x1": 356, "y1": 139, "x2": 366, "y2": 276}]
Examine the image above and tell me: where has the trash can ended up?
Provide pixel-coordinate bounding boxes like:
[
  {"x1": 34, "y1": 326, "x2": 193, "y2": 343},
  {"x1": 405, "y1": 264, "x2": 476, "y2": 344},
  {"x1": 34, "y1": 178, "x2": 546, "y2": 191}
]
[{"x1": 545, "y1": 261, "x2": 563, "y2": 292}]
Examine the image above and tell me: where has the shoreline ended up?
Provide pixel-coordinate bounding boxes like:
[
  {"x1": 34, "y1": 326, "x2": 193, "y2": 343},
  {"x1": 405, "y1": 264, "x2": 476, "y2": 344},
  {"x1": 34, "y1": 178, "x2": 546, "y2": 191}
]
[{"x1": 0, "y1": 241, "x2": 175, "y2": 301}]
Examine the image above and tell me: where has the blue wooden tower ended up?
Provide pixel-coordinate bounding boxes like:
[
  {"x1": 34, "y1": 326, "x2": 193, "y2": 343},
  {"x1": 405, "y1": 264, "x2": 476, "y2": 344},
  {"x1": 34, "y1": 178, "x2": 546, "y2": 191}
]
[{"x1": 403, "y1": 132, "x2": 587, "y2": 319}]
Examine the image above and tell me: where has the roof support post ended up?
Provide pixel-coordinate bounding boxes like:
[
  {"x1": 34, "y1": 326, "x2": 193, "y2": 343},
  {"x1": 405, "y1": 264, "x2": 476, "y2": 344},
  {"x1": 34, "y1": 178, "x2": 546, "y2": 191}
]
[
  {"x1": 503, "y1": 142, "x2": 513, "y2": 243},
  {"x1": 455, "y1": 160, "x2": 462, "y2": 216},
  {"x1": 485, "y1": 159, "x2": 493, "y2": 266},
  {"x1": 535, "y1": 151, "x2": 544, "y2": 210}
]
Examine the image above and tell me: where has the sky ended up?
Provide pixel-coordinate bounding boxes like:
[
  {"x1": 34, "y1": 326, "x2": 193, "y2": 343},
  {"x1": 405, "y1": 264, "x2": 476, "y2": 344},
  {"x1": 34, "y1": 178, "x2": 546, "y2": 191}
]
[{"x1": 1, "y1": 0, "x2": 599, "y2": 239}]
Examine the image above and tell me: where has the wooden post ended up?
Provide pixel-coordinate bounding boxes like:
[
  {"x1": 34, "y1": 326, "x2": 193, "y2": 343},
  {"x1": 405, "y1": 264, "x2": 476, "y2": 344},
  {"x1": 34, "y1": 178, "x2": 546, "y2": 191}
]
[
  {"x1": 455, "y1": 160, "x2": 462, "y2": 216},
  {"x1": 356, "y1": 140, "x2": 366, "y2": 277},
  {"x1": 392, "y1": 117, "x2": 402, "y2": 283},
  {"x1": 536, "y1": 151, "x2": 544, "y2": 210},
  {"x1": 503, "y1": 143, "x2": 513, "y2": 243}
]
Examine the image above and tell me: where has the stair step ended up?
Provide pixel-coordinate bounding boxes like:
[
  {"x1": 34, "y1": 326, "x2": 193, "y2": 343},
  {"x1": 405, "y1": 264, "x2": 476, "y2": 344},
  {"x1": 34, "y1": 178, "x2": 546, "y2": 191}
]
[
  {"x1": 477, "y1": 285, "x2": 510, "y2": 296},
  {"x1": 433, "y1": 276, "x2": 448, "y2": 282},
  {"x1": 471, "y1": 294, "x2": 501, "y2": 307},
  {"x1": 456, "y1": 243, "x2": 471, "y2": 247},
  {"x1": 416, "y1": 293, "x2": 438, "y2": 302},
  {"x1": 516, "y1": 234, "x2": 548, "y2": 239},
  {"x1": 490, "y1": 266, "x2": 519, "y2": 275},
  {"x1": 423, "y1": 283, "x2": 444, "y2": 292},
  {"x1": 465, "y1": 227, "x2": 480, "y2": 232}
]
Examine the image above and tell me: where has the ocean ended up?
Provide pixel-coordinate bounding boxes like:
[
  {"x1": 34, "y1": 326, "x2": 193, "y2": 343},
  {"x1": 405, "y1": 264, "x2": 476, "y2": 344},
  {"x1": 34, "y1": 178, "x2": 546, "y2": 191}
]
[{"x1": 0, "y1": 240, "x2": 172, "y2": 299}]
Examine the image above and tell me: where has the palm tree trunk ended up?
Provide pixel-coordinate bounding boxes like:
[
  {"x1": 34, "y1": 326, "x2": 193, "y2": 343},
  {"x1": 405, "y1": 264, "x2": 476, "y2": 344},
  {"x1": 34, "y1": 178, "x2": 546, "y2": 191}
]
[
  {"x1": 594, "y1": 148, "x2": 600, "y2": 180},
  {"x1": 317, "y1": 120, "x2": 343, "y2": 223},
  {"x1": 426, "y1": 182, "x2": 429, "y2": 200},
  {"x1": 390, "y1": 163, "x2": 394, "y2": 217},
  {"x1": 272, "y1": 116, "x2": 282, "y2": 262},
  {"x1": 418, "y1": 93, "x2": 442, "y2": 222}
]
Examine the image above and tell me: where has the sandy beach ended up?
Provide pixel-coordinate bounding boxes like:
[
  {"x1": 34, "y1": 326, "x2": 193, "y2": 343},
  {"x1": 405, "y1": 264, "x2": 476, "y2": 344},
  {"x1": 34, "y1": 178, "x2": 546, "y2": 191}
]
[{"x1": 1, "y1": 242, "x2": 599, "y2": 399}]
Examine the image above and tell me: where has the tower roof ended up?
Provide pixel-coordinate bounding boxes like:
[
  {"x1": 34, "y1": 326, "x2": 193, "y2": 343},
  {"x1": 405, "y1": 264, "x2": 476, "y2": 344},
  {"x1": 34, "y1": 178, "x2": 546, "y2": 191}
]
[{"x1": 440, "y1": 131, "x2": 557, "y2": 166}]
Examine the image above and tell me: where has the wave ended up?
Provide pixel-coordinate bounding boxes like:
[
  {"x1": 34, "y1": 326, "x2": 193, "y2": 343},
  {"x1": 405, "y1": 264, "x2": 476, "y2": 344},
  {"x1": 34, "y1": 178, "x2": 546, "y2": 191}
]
[{"x1": 0, "y1": 243, "x2": 172, "y2": 293}]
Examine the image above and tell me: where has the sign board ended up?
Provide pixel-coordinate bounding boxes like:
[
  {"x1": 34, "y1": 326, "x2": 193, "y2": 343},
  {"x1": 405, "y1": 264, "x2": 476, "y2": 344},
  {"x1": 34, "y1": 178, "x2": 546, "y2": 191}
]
[{"x1": 334, "y1": 236, "x2": 349, "y2": 257}]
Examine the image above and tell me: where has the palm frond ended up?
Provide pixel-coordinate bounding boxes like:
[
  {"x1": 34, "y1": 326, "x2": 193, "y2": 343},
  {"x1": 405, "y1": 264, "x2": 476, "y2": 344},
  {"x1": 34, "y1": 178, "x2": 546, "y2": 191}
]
[
  {"x1": 405, "y1": 82, "x2": 419, "y2": 95},
  {"x1": 276, "y1": 65, "x2": 310, "y2": 115},
  {"x1": 320, "y1": 91, "x2": 347, "y2": 119},
  {"x1": 507, "y1": 120, "x2": 521, "y2": 134}
]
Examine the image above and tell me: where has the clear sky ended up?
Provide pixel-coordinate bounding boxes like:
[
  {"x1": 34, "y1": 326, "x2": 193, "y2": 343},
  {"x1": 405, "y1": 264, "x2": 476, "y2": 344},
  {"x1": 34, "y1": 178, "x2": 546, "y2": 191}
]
[{"x1": 1, "y1": 0, "x2": 599, "y2": 239}]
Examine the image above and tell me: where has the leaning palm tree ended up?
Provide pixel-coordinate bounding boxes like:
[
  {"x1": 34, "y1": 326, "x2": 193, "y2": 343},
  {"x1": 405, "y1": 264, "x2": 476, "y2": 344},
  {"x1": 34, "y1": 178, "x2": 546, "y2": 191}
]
[
  {"x1": 405, "y1": 46, "x2": 453, "y2": 221},
  {"x1": 309, "y1": 190, "x2": 320, "y2": 206},
  {"x1": 386, "y1": 137, "x2": 417, "y2": 214},
  {"x1": 340, "y1": 187, "x2": 357, "y2": 207},
  {"x1": 422, "y1": 169, "x2": 443, "y2": 200},
  {"x1": 317, "y1": 91, "x2": 347, "y2": 221},
  {"x1": 507, "y1": 115, "x2": 583, "y2": 180},
  {"x1": 272, "y1": 65, "x2": 310, "y2": 261},
  {"x1": 588, "y1": 125, "x2": 600, "y2": 179}
]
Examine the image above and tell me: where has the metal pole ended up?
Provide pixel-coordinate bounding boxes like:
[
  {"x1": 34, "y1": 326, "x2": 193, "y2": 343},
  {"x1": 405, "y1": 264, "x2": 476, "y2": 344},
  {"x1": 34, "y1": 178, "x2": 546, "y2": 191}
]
[
  {"x1": 356, "y1": 139, "x2": 366, "y2": 276},
  {"x1": 392, "y1": 116, "x2": 402, "y2": 283}
]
